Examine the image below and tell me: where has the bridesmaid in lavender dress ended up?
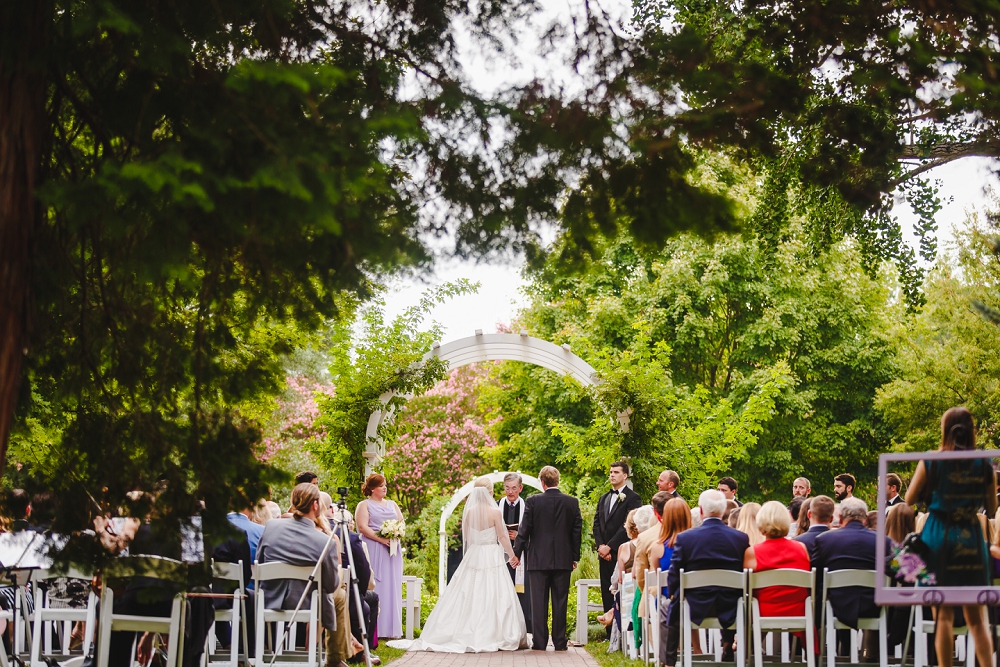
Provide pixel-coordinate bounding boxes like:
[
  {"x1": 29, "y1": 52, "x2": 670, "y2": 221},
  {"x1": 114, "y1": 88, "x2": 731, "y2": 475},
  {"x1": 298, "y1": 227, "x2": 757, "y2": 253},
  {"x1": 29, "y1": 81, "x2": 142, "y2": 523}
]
[{"x1": 357, "y1": 473, "x2": 404, "y2": 639}]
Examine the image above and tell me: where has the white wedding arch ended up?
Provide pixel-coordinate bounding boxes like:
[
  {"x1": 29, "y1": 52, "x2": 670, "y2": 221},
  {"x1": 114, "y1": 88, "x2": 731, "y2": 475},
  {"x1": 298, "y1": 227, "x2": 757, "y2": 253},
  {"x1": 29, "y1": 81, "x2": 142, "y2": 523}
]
[
  {"x1": 436, "y1": 471, "x2": 542, "y2": 592},
  {"x1": 363, "y1": 330, "x2": 601, "y2": 475}
]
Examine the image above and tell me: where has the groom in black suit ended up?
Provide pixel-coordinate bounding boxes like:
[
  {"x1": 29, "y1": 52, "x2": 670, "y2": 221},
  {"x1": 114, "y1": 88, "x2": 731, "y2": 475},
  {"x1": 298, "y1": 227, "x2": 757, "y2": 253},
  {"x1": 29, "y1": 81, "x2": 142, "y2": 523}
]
[
  {"x1": 592, "y1": 460, "x2": 642, "y2": 636},
  {"x1": 513, "y1": 465, "x2": 582, "y2": 651}
]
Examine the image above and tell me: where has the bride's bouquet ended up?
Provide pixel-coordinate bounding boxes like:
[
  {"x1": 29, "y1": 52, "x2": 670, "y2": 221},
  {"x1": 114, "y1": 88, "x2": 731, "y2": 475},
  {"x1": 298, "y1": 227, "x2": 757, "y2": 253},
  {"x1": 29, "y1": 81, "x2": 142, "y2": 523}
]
[{"x1": 379, "y1": 519, "x2": 406, "y2": 556}]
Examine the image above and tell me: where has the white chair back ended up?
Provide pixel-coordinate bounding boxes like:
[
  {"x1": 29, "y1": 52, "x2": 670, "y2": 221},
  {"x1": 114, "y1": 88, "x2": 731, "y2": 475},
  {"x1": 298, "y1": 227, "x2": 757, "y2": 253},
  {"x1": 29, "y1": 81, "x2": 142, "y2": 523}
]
[
  {"x1": 679, "y1": 569, "x2": 747, "y2": 667},
  {"x1": 29, "y1": 567, "x2": 98, "y2": 667},
  {"x1": 822, "y1": 568, "x2": 888, "y2": 667},
  {"x1": 252, "y1": 562, "x2": 322, "y2": 667},
  {"x1": 96, "y1": 556, "x2": 189, "y2": 667},
  {"x1": 748, "y1": 568, "x2": 816, "y2": 667},
  {"x1": 203, "y1": 561, "x2": 248, "y2": 667}
]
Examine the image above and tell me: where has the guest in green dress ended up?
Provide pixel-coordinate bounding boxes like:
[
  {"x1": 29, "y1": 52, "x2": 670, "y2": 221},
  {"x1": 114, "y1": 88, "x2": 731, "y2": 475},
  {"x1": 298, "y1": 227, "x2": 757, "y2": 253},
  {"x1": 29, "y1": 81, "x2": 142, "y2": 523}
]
[{"x1": 906, "y1": 406, "x2": 998, "y2": 667}]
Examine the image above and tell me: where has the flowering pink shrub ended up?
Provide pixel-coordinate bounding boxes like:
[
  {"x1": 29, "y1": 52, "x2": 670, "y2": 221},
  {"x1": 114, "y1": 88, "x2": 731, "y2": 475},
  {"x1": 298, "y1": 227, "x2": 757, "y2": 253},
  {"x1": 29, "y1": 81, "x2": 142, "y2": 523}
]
[
  {"x1": 387, "y1": 364, "x2": 496, "y2": 517},
  {"x1": 259, "y1": 375, "x2": 336, "y2": 461}
]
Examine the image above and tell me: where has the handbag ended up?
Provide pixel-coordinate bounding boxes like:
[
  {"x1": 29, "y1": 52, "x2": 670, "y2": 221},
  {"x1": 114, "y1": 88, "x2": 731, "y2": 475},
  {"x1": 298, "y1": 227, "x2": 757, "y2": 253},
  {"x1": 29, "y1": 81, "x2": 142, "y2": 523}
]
[{"x1": 890, "y1": 531, "x2": 935, "y2": 585}]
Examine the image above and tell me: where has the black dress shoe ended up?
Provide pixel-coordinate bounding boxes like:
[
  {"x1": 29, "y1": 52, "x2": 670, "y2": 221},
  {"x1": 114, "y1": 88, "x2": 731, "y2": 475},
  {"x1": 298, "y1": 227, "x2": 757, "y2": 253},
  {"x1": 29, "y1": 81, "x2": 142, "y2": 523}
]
[{"x1": 721, "y1": 648, "x2": 735, "y2": 662}]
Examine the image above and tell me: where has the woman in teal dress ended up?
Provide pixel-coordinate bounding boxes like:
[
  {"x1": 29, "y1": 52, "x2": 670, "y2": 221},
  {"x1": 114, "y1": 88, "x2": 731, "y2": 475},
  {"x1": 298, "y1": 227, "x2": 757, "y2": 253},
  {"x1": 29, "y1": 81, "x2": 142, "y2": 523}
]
[{"x1": 906, "y1": 406, "x2": 998, "y2": 667}]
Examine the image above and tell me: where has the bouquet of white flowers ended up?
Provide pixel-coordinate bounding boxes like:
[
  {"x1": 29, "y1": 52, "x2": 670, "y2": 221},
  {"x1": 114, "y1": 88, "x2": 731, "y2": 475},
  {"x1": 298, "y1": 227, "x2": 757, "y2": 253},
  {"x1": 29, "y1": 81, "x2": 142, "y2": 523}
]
[{"x1": 379, "y1": 519, "x2": 406, "y2": 556}]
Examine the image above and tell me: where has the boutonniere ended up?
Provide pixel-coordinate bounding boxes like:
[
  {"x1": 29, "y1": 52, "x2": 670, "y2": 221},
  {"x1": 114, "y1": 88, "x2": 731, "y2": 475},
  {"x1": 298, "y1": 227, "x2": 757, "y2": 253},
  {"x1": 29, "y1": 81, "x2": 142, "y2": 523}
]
[{"x1": 617, "y1": 491, "x2": 626, "y2": 502}]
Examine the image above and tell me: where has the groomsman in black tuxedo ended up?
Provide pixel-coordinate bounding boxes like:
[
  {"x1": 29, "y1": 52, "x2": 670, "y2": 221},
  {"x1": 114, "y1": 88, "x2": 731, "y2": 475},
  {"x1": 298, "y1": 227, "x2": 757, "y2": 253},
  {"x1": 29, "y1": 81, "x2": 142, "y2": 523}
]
[
  {"x1": 885, "y1": 473, "x2": 905, "y2": 512},
  {"x1": 512, "y1": 466, "x2": 582, "y2": 651},
  {"x1": 592, "y1": 460, "x2": 642, "y2": 637}
]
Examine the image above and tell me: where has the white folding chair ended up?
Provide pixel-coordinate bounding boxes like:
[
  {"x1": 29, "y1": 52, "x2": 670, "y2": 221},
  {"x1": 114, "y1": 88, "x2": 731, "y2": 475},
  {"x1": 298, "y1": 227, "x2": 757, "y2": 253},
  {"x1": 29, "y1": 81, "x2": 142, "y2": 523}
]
[
  {"x1": 96, "y1": 556, "x2": 189, "y2": 667},
  {"x1": 912, "y1": 604, "x2": 974, "y2": 667},
  {"x1": 203, "y1": 561, "x2": 249, "y2": 667},
  {"x1": 640, "y1": 568, "x2": 660, "y2": 665},
  {"x1": 822, "y1": 569, "x2": 888, "y2": 667},
  {"x1": 29, "y1": 567, "x2": 98, "y2": 667},
  {"x1": 749, "y1": 568, "x2": 816, "y2": 667},
  {"x1": 253, "y1": 562, "x2": 323, "y2": 667},
  {"x1": 680, "y1": 569, "x2": 747, "y2": 667},
  {"x1": 574, "y1": 579, "x2": 604, "y2": 645},
  {"x1": 620, "y1": 572, "x2": 638, "y2": 658}
]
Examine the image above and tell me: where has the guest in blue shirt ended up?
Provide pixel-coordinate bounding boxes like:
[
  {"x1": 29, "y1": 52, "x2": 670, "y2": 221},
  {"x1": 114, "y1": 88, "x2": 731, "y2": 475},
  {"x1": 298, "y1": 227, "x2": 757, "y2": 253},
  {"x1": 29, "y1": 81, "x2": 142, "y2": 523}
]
[{"x1": 227, "y1": 504, "x2": 265, "y2": 563}]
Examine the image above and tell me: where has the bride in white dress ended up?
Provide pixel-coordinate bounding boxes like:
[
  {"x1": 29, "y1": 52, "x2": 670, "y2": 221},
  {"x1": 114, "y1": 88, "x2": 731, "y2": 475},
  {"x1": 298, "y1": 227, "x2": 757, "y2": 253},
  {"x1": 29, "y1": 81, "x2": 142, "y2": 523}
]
[{"x1": 409, "y1": 476, "x2": 528, "y2": 652}]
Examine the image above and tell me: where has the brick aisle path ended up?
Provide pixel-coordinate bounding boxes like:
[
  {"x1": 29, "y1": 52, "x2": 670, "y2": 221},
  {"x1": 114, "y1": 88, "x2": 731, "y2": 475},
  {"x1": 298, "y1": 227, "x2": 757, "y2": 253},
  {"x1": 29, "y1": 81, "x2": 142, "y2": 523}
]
[{"x1": 391, "y1": 646, "x2": 600, "y2": 667}]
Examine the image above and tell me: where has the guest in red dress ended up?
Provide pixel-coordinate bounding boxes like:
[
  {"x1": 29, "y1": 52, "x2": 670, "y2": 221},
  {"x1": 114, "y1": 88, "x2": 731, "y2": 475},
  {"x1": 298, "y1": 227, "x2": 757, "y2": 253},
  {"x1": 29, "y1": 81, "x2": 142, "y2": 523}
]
[{"x1": 744, "y1": 500, "x2": 812, "y2": 646}]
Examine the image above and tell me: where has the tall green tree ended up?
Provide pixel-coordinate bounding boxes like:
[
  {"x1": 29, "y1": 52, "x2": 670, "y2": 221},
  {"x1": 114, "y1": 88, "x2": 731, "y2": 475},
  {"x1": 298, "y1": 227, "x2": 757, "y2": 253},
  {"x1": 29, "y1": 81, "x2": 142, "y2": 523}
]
[
  {"x1": 496, "y1": 225, "x2": 901, "y2": 501},
  {"x1": 876, "y1": 213, "x2": 1000, "y2": 453},
  {"x1": 0, "y1": 0, "x2": 752, "y2": 550},
  {"x1": 574, "y1": 0, "x2": 994, "y2": 300}
]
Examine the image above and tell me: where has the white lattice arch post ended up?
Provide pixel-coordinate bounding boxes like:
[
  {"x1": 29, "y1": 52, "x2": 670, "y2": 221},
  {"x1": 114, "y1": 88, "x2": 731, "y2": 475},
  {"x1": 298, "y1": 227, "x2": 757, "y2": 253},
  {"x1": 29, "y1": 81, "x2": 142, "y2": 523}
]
[
  {"x1": 437, "y1": 471, "x2": 542, "y2": 593},
  {"x1": 363, "y1": 331, "x2": 600, "y2": 474}
]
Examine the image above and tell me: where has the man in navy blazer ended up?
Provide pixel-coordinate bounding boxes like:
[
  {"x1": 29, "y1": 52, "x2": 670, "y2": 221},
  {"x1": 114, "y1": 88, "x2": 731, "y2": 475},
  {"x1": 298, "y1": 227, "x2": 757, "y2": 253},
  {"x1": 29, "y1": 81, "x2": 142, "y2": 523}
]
[
  {"x1": 813, "y1": 497, "x2": 892, "y2": 634},
  {"x1": 664, "y1": 489, "x2": 749, "y2": 667},
  {"x1": 794, "y1": 495, "x2": 835, "y2": 559},
  {"x1": 794, "y1": 494, "x2": 835, "y2": 625}
]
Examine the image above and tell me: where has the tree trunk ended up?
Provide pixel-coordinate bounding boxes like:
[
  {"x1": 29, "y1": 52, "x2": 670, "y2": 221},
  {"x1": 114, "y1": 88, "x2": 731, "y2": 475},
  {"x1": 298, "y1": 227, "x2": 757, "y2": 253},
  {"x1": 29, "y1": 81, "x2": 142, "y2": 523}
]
[{"x1": 0, "y1": 0, "x2": 51, "y2": 471}]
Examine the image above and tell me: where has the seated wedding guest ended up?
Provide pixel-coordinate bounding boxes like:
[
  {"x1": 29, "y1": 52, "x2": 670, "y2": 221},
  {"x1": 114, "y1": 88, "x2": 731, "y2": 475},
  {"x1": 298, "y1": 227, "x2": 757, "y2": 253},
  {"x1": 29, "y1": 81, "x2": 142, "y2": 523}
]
[
  {"x1": 796, "y1": 498, "x2": 813, "y2": 537},
  {"x1": 744, "y1": 501, "x2": 811, "y2": 647},
  {"x1": 634, "y1": 493, "x2": 671, "y2": 567},
  {"x1": 736, "y1": 502, "x2": 763, "y2": 547},
  {"x1": 6, "y1": 489, "x2": 30, "y2": 532},
  {"x1": 227, "y1": 502, "x2": 265, "y2": 563},
  {"x1": 642, "y1": 498, "x2": 691, "y2": 665},
  {"x1": 212, "y1": 514, "x2": 255, "y2": 654},
  {"x1": 885, "y1": 503, "x2": 917, "y2": 649},
  {"x1": 865, "y1": 510, "x2": 879, "y2": 530},
  {"x1": 813, "y1": 497, "x2": 891, "y2": 656},
  {"x1": 663, "y1": 490, "x2": 749, "y2": 667},
  {"x1": 721, "y1": 499, "x2": 738, "y2": 525},
  {"x1": 257, "y1": 483, "x2": 350, "y2": 667},
  {"x1": 728, "y1": 506, "x2": 740, "y2": 528},
  {"x1": 631, "y1": 494, "x2": 670, "y2": 628},
  {"x1": 795, "y1": 496, "x2": 834, "y2": 558},
  {"x1": 96, "y1": 490, "x2": 214, "y2": 667},
  {"x1": 266, "y1": 500, "x2": 282, "y2": 520},
  {"x1": 597, "y1": 509, "x2": 643, "y2": 637},
  {"x1": 251, "y1": 499, "x2": 274, "y2": 526},
  {"x1": 794, "y1": 494, "x2": 833, "y2": 629},
  {"x1": 885, "y1": 503, "x2": 915, "y2": 545},
  {"x1": 788, "y1": 497, "x2": 804, "y2": 537}
]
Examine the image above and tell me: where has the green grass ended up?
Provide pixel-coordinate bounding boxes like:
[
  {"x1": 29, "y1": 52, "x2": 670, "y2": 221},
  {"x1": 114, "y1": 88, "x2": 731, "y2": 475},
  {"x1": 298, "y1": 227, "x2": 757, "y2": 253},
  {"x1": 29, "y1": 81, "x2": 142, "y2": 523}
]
[
  {"x1": 585, "y1": 641, "x2": 645, "y2": 667},
  {"x1": 372, "y1": 642, "x2": 407, "y2": 666}
]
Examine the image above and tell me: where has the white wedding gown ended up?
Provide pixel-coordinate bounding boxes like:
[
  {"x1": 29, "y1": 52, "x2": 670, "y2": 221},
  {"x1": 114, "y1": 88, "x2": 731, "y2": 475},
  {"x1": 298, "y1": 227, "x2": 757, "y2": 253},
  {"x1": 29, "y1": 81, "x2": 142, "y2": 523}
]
[{"x1": 410, "y1": 492, "x2": 527, "y2": 652}]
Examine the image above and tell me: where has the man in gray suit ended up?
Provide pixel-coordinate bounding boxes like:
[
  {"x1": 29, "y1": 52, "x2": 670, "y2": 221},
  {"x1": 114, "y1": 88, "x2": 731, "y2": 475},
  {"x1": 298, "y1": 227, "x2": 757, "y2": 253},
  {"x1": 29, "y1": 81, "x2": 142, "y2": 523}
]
[{"x1": 257, "y1": 483, "x2": 351, "y2": 667}]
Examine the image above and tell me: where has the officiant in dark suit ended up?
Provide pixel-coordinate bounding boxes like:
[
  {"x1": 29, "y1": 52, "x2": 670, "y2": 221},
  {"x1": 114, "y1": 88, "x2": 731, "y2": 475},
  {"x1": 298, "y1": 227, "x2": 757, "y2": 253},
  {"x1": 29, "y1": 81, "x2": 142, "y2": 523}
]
[
  {"x1": 513, "y1": 466, "x2": 582, "y2": 651},
  {"x1": 499, "y1": 472, "x2": 531, "y2": 627},
  {"x1": 592, "y1": 460, "x2": 642, "y2": 637}
]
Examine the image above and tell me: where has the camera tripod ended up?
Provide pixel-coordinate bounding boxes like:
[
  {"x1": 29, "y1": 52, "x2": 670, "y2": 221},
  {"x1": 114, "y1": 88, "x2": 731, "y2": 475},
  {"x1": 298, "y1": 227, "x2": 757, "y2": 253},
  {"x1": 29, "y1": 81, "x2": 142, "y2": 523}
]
[{"x1": 268, "y1": 490, "x2": 373, "y2": 667}]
